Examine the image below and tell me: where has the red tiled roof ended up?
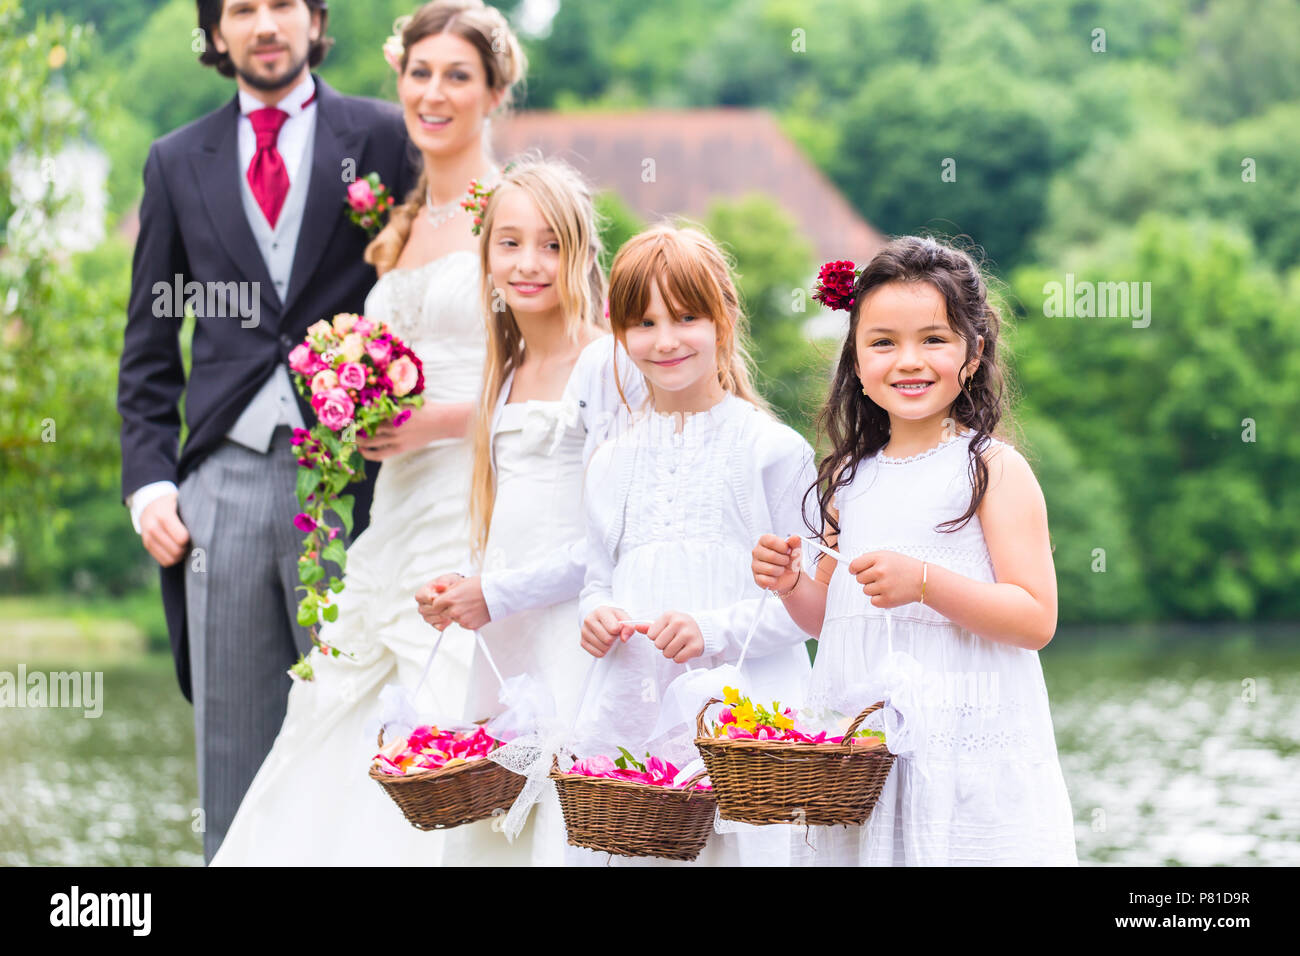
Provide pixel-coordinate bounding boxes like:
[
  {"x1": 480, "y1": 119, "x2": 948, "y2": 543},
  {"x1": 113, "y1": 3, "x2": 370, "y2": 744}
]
[{"x1": 492, "y1": 108, "x2": 885, "y2": 268}]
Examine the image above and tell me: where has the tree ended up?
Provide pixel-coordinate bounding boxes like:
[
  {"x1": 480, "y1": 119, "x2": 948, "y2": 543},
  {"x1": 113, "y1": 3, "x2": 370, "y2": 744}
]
[
  {"x1": 594, "y1": 189, "x2": 643, "y2": 276},
  {"x1": 1009, "y1": 215, "x2": 1300, "y2": 620},
  {"x1": 705, "y1": 195, "x2": 826, "y2": 438},
  {"x1": 829, "y1": 60, "x2": 1055, "y2": 269}
]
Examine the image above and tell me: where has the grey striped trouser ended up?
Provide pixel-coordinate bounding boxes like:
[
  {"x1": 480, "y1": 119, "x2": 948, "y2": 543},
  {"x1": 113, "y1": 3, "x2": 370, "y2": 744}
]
[{"x1": 177, "y1": 427, "x2": 312, "y2": 863}]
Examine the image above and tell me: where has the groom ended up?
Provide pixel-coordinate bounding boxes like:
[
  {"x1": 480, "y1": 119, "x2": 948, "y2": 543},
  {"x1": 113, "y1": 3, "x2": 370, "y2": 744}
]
[{"x1": 117, "y1": 0, "x2": 415, "y2": 861}]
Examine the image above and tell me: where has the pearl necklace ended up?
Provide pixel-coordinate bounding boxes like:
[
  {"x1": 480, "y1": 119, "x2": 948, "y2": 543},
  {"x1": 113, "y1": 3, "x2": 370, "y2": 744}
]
[{"x1": 424, "y1": 165, "x2": 501, "y2": 228}]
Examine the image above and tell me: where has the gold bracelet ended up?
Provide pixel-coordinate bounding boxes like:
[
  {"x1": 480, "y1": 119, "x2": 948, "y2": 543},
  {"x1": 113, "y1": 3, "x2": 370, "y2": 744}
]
[
  {"x1": 775, "y1": 567, "x2": 802, "y2": 599},
  {"x1": 919, "y1": 561, "x2": 928, "y2": 605}
]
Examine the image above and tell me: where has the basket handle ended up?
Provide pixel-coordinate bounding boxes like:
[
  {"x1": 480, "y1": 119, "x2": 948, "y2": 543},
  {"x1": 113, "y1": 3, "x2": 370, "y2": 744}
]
[
  {"x1": 693, "y1": 696, "x2": 885, "y2": 742},
  {"x1": 680, "y1": 769, "x2": 709, "y2": 789},
  {"x1": 694, "y1": 697, "x2": 724, "y2": 737},
  {"x1": 842, "y1": 701, "x2": 886, "y2": 740}
]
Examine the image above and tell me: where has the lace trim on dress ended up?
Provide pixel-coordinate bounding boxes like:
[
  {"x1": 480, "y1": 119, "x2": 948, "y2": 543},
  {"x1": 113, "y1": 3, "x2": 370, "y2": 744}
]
[
  {"x1": 876, "y1": 429, "x2": 1012, "y2": 465},
  {"x1": 877, "y1": 430, "x2": 969, "y2": 464},
  {"x1": 374, "y1": 250, "x2": 477, "y2": 346}
]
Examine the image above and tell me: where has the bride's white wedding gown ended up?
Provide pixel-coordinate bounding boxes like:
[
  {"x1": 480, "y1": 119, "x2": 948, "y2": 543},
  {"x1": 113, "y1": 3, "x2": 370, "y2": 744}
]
[{"x1": 212, "y1": 250, "x2": 483, "y2": 866}]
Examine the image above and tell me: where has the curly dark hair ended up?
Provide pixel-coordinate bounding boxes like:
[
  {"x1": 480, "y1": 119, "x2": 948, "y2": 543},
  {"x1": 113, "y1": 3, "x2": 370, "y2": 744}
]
[
  {"x1": 196, "y1": 0, "x2": 334, "y2": 78},
  {"x1": 807, "y1": 236, "x2": 1012, "y2": 540}
]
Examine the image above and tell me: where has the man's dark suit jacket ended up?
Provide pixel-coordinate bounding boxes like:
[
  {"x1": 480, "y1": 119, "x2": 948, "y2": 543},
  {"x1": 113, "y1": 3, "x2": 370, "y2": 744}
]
[{"x1": 118, "y1": 75, "x2": 417, "y2": 701}]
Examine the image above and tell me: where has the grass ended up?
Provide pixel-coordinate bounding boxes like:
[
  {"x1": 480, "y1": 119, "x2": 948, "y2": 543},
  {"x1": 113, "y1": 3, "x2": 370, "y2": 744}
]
[{"x1": 0, "y1": 589, "x2": 167, "y2": 663}]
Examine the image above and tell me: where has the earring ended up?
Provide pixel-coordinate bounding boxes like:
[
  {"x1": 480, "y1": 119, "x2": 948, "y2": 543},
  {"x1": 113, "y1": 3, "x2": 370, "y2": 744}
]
[{"x1": 861, "y1": 383, "x2": 869, "y2": 396}]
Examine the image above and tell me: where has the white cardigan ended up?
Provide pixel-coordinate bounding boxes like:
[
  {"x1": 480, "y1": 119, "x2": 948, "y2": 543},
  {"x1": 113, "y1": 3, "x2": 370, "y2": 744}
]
[{"x1": 578, "y1": 393, "x2": 820, "y2": 662}]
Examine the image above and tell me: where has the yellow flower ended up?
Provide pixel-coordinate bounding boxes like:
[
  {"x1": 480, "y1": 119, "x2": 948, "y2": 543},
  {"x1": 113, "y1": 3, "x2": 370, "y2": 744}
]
[
  {"x1": 733, "y1": 700, "x2": 756, "y2": 726},
  {"x1": 772, "y1": 711, "x2": 794, "y2": 730},
  {"x1": 723, "y1": 686, "x2": 741, "y2": 705}
]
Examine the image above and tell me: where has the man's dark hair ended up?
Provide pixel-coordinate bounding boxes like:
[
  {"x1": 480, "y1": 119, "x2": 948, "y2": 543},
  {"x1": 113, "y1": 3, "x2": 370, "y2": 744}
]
[{"x1": 196, "y1": 0, "x2": 334, "y2": 77}]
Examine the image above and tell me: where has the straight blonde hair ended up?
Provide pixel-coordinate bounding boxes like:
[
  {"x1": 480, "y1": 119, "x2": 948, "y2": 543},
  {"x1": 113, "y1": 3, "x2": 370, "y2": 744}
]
[
  {"x1": 468, "y1": 156, "x2": 607, "y2": 562},
  {"x1": 605, "y1": 223, "x2": 771, "y2": 416}
]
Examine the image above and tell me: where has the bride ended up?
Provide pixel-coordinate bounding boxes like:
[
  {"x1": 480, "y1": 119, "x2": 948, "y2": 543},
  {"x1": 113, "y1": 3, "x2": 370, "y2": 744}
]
[{"x1": 212, "y1": 0, "x2": 527, "y2": 866}]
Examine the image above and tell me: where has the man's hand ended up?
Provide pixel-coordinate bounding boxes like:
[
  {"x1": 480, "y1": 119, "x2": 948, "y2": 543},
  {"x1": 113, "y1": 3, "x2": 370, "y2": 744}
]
[{"x1": 140, "y1": 493, "x2": 190, "y2": 567}]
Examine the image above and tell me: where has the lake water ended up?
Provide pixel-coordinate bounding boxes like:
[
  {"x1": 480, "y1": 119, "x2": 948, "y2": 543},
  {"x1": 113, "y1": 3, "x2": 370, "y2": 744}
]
[{"x1": 1, "y1": 626, "x2": 1296, "y2": 866}]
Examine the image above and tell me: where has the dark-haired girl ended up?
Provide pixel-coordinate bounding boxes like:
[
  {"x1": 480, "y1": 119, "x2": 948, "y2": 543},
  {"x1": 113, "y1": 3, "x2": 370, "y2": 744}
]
[{"x1": 752, "y1": 236, "x2": 1077, "y2": 866}]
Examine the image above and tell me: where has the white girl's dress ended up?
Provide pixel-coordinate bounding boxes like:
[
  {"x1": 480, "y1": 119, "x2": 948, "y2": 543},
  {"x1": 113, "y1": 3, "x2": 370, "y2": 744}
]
[
  {"x1": 212, "y1": 251, "x2": 484, "y2": 866},
  {"x1": 573, "y1": 393, "x2": 816, "y2": 866},
  {"x1": 806, "y1": 431, "x2": 1077, "y2": 865},
  {"x1": 442, "y1": 335, "x2": 645, "y2": 866}
]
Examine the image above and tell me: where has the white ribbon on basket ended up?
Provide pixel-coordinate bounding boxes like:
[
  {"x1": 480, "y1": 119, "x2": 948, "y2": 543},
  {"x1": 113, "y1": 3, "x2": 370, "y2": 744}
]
[
  {"x1": 801, "y1": 537, "x2": 930, "y2": 779},
  {"x1": 486, "y1": 612, "x2": 680, "y2": 843},
  {"x1": 376, "y1": 626, "x2": 451, "y2": 745},
  {"x1": 486, "y1": 639, "x2": 627, "y2": 842}
]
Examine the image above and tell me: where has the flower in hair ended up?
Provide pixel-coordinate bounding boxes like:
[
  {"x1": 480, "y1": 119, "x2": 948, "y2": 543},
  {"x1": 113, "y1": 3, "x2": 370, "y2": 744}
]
[
  {"x1": 460, "y1": 161, "x2": 515, "y2": 236},
  {"x1": 813, "y1": 259, "x2": 860, "y2": 312},
  {"x1": 383, "y1": 15, "x2": 411, "y2": 73}
]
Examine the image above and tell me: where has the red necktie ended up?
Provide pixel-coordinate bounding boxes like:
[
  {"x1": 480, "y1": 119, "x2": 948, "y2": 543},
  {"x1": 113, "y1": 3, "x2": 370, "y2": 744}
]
[
  {"x1": 245, "y1": 88, "x2": 315, "y2": 228},
  {"x1": 247, "y1": 107, "x2": 290, "y2": 227}
]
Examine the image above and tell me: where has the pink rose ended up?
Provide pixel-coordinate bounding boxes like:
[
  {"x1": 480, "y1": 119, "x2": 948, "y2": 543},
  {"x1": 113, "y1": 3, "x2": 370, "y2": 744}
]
[
  {"x1": 336, "y1": 362, "x2": 366, "y2": 391},
  {"x1": 332, "y1": 313, "x2": 358, "y2": 335},
  {"x1": 570, "y1": 755, "x2": 617, "y2": 777},
  {"x1": 289, "y1": 343, "x2": 324, "y2": 376},
  {"x1": 387, "y1": 355, "x2": 418, "y2": 397},
  {"x1": 311, "y1": 387, "x2": 355, "y2": 431},
  {"x1": 365, "y1": 337, "x2": 392, "y2": 368},
  {"x1": 352, "y1": 317, "x2": 374, "y2": 336},
  {"x1": 310, "y1": 368, "x2": 338, "y2": 394},
  {"x1": 346, "y1": 180, "x2": 376, "y2": 212}
]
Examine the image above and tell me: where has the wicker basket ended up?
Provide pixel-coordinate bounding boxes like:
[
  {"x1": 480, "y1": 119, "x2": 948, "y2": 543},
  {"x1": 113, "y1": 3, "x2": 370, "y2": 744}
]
[
  {"x1": 549, "y1": 758, "x2": 717, "y2": 861},
  {"x1": 369, "y1": 728, "x2": 526, "y2": 831},
  {"x1": 694, "y1": 697, "x2": 896, "y2": 827}
]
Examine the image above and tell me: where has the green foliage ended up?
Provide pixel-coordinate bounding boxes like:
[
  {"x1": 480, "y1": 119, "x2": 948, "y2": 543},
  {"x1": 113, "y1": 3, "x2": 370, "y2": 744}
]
[
  {"x1": 830, "y1": 60, "x2": 1055, "y2": 268},
  {"x1": 1009, "y1": 216, "x2": 1300, "y2": 620},
  {"x1": 8, "y1": 0, "x2": 1299, "y2": 628},
  {"x1": 1016, "y1": 415, "x2": 1147, "y2": 624},
  {"x1": 593, "y1": 190, "x2": 644, "y2": 275},
  {"x1": 1, "y1": 1, "x2": 117, "y2": 521},
  {"x1": 1178, "y1": 0, "x2": 1300, "y2": 123},
  {"x1": 704, "y1": 195, "x2": 826, "y2": 439}
]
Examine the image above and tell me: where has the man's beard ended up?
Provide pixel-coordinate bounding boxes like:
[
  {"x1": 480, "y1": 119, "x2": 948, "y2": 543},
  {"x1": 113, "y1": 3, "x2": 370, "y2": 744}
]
[{"x1": 234, "y1": 47, "x2": 311, "y2": 93}]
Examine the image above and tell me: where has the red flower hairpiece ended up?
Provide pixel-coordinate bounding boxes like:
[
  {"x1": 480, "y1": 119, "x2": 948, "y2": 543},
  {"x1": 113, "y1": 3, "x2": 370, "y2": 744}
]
[{"x1": 813, "y1": 259, "x2": 860, "y2": 312}]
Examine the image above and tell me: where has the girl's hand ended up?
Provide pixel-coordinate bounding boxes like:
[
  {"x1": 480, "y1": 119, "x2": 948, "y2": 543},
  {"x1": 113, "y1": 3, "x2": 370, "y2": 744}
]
[
  {"x1": 848, "y1": 550, "x2": 924, "y2": 608},
  {"x1": 581, "y1": 606, "x2": 631, "y2": 658},
  {"x1": 425, "y1": 575, "x2": 490, "y2": 631},
  {"x1": 414, "y1": 573, "x2": 465, "y2": 630},
  {"x1": 646, "y1": 611, "x2": 705, "y2": 664},
  {"x1": 752, "y1": 533, "x2": 802, "y2": 593},
  {"x1": 358, "y1": 404, "x2": 441, "y2": 461}
]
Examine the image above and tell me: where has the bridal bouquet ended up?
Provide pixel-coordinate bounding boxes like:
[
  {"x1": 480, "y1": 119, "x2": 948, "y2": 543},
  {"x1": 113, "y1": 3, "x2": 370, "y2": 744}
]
[
  {"x1": 565, "y1": 749, "x2": 712, "y2": 790},
  {"x1": 371, "y1": 725, "x2": 502, "y2": 777},
  {"x1": 709, "y1": 686, "x2": 886, "y2": 746},
  {"x1": 286, "y1": 312, "x2": 425, "y2": 678}
]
